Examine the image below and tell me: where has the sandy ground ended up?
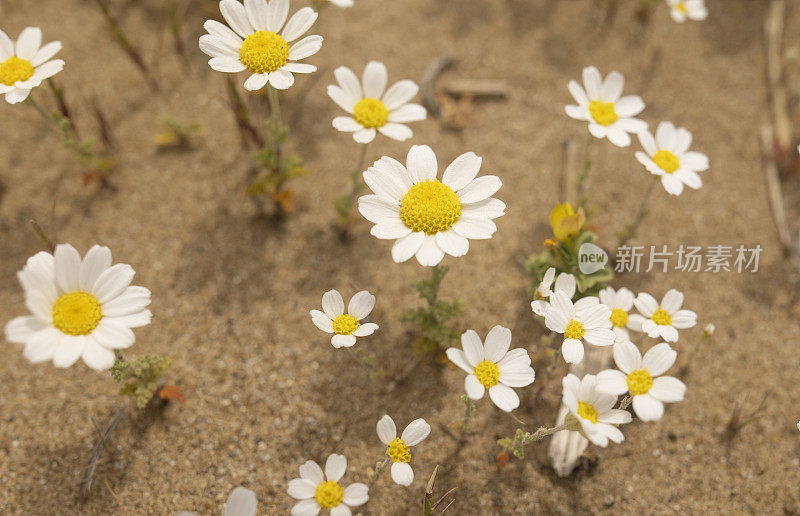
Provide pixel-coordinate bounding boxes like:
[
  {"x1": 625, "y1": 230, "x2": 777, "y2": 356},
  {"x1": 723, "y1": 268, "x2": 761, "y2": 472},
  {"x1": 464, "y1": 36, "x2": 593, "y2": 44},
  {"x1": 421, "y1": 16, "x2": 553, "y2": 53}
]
[{"x1": 1, "y1": 0, "x2": 800, "y2": 514}]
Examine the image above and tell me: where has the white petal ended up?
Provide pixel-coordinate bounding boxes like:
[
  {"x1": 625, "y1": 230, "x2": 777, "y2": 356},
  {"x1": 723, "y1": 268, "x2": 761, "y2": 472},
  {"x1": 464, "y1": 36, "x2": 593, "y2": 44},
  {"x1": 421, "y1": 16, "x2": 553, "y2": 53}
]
[
  {"x1": 224, "y1": 487, "x2": 257, "y2": 516},
  {"x1": 310, "y1": 310, "x2": 333, "y2": 333},
  {"x1": 266, "y1": 0, "x2": 290, "y2": 33},
  {"x1": 288, "y1": 35, "x2": 322, "y2": 61},
  {"x1": 387, "y1": 104, "x2": 426, "y2": 123},
  {"x1": 450, "y1": 216, "x2": 496, "y2": 240},
  {"x1": 15, "y1": 27, "x2": 42, "y2": 60},
  {"x1": 220, "y1": 0, "x2": 254, "y2": 38},
  {"x1": 371, "y1": 220, "x2": 412, "y2": 239},
  {"x1": 283, "y1": 62, "x2": 316, "y2": 74},
  {"x1": 321, "y1": 290, "x2": 344, "y2": 318},
  {"x1": 582, "y1": 66, "x2": 602, "y2": 99},
  {"x1": 401, "y1": 419, "x2": 431, "y2": 446},
  {"x1": 0, "y1": 29, "x2": 13, "y2": 60},
  {"x1": 460, "y1": 329, "x2": 483, "y2": 366},
  {"x1": 332, "y1": 116, "x2": 361, "y2": 132},
  {"x1": 649, "y1": 376, "x2": 686, "y2": 402},
  {"x1": 442, "y1": 152, "x2": 482, "y2": 191},
  {"x1": 352, "y1": 322, "x2": 377, "y2": 337},
  {"x1": 298, "y1": 460, "x2": 324, "y2": 484},
  {"x1": 602, "y1": 70, "x2": 624, "y2": 101},
  {"x1": 269, "y1": 69, "x2": 294, "y2": 90},
  {"x1": 54, "y1": 243, "x2": 81, "y2": 294},
  {"x1": 324, "y1": 454, "x2": 347, "y2": 482},
  {"x1": 488, "y1": 384, "x2": 520, "y2": 412},
  {"x1": 583, "y1": 328, "x2": 616, "y2": 347},
  {"x1": 612, "y1": 340, "x2": 642, "y2": 373},
  {"x1": 632, "y1": 394, "x2": 664, "y2": 422},
  {"x1": 445, "y1": 348, "x2": 473, "y2": 374},
  {"x1": 465, "y1": 374, "x2": 485, "y2": 399},
  {"x1": 331, "y1": 334, "x2": 356, "y2": 348},
  {"x1": 290, "y1": 499, "x2": 320, "y2": 516},
  {"x1": 92, "y1": 264, "x2": 135, "y2": 304},
  {"x1": 353, "y1": 128, "x2": 376, "y2": 144},
  {"x1": 391, "y1": 231, "x2": 425, "y2": 263},
  {"x1": 362, "y1": 61, "x2": 388, "y2": 99},
  {"x1": 561, "y1": 338, "x2": 584, "y2": 364},
  {"x1": 31, "y1": 41, "x2": 62, "y2": 67},
  {"x1": 406, "y1": 145, "x2": 437, "y2": 183},
  {"x1": 244, "y1": 0, "x2": 269, "y2": 30},
  {"x1": 382, "y1": 80, "x2": 419, "y2": 110},
  {"x1": 81, "y1": 338, "x2": 116, "y2": 371},
  {"x1": 435, "y1": 229, "x2": 469, "y2": 257},
  {"x1": 348, "y1": 291, "x2": 375, "y2": 319},
  {"x1": 376, "y1": 414, "x2": 397, "y2": 444},
  {"x1": 5, "y1": 88, "x2": 32, "y2": 104},
  {"x1": 282, "y1": 8, "x2": 318, "y2": 42},
  {"x1": 357, "y1": 194, "x2": 399, "y2": 224},
  {"x1": 53, "y1": 334, "x2": 87, "y2": 368},
  {"x1": 378, "y1": 123, "x2": 413, "y2": 141},
  {"x1": 634, "y1": 293, "x2": 658, "y2": 316},
  {"x1": 567, "y1": 80, "x2": 589, "y2": 106},
  {"x1": 642, "y1": 342, "x2": 677, "y2": 376},
  {"x1": 91, "y1": 318, "x2": 136, "y2": 349},
  {"x1": 595, "y1": 369, "x2": 628, "y2": 395},
  {"x1": 498, "y1": 367, "x2": 535, "y2": 388},
  {"x1": 660, "y1": 289, "x2": 684, "y2": 313},
  {"x1": 209, "y1": 56, "x2": 247, "y2": 73},
  {"x1": 23, "y1": 327, "x2": 60, "y2": 363},
  {"x1": 101, "y1": 286, "x2": 151, "y2": 317},
  {"x1": 414, "y1": 235, "x2": 445, "y2": 267},
  {"x1": 457, "y1": 175, "x2": 501, "y2": 204},
  {"x1": 5, "y1": 316, "x2": 47, "y2": 344},
  {"x1": 287, "y1": 478, "x2": 316, "y2": 500},
  {"x1": 342, "y1": 483, "x2": 369, "y2": 507},
  {"x1": 244, "y1": 72, "x2": 269, "y2": 91},
  {"x1": 390, "y1": 462, "x2": 413, "y2": 486},
  {"x1": 333, "y1": 66, "x2": 362, "y2": 101},
  {"x1": 483, "y1": 325, "x2": 511, "y2": 362}
]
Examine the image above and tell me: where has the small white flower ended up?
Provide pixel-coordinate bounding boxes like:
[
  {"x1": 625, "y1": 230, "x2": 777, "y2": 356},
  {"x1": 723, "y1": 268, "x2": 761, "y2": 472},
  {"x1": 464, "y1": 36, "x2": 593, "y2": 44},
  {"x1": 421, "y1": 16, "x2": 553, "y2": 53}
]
[
  {"x1": 328, "y1": 61, "x2": 426, "y2": 144},
  {"x1": 635, "y1": 121, "x2": 709, "y2": 196},
  {"x1": 376, "y1": 415, "x2": 430, "y2": 486},
  {"x1": 666, "y1": 0, "x2": 708, "y2": 23},
  {"x1": 358, "y1": 145, "x2": 505, "y2": 267},
  {"x1": 565, "y1": 66, "x2": 647, "y2": 147},
  {"x1": 545, "y1": 291, "x2": 615, "y2": 364},
  {"x1": 178, "y1": 487, "x2": 257, "y2": 516},
  {"x1": 446, "y1": 325, "x2": 535, "y2": 412},
  {"x1": 562, "y1": 373, "x2": 632, "y2": 447},
  {"x1": 0, "y1": 27, "x2": 64, "y2": 104},
  {"x1": 287, "y1": 454, "x2": 368, "y2": 516},
  {"x1": 628, "y1": 289, "x2": 696, "y2": 342},
  {"x1": 596, "y1": 341, "x2": 686, "y2": 422},
  {"x1": 310, "y1": 289, "x2": 378, "y2": 348},
  {"x1": 328, "y1": 0, "x2": 354, "y2": 7},
  {"x1": 199, "y1": 0, "x2": 322, "y2": 91},
  {"x1": 598, "y1": 286, "x2": 639, "y2": 343},
  {"x1": 4, "y1": 244, "x2": 152, "y2": 371},
  {"x1": 531, "y1": 267, "x2": 576, "y2": 317}
]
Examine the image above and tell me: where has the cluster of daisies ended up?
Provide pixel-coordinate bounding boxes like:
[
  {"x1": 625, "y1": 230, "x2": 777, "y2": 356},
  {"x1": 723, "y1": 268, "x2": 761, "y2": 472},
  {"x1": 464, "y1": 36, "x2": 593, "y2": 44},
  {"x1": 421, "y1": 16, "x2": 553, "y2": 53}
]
[
  {"x1": 566, "y1": 65, "x2": 710, "y2": 196},
  {"x1": 531, "y1": 267, "x2": 694, "y2": 445}
]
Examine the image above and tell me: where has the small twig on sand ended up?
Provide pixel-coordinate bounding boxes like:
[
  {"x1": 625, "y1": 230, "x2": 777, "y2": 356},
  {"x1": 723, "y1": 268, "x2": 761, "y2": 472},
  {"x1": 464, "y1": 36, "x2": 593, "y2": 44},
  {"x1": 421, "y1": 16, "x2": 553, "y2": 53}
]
[
  {"x1": 765, "y1": 0, "x2": 791, "y2": 151},
  {"x1": 78, "y1": 405, "x2": 128, "y2": 501},
  {"x1": 421, "y1": 56, "x2": 456, "y2": 117},
  {"x1": 95, "y1": 0, "x2": 159, "y2": 91}
]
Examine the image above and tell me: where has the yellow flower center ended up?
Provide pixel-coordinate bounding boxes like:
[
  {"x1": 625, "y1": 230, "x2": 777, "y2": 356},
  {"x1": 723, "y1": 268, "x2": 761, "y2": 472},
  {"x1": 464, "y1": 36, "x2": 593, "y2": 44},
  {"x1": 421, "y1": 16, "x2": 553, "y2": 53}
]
[
  {"x1": 626, "y1": 369, "x2": 653, "y2": 395},
  {"x1": 653, "y1": 150, "x2": 680, "y2": 174},
  {"x1": 610, "y1": 308, "x2": 628, "y2": 328},
  {"x1": 52, "y1": 292, "x2": 103, "y2": 336},
  {"x1": 0, "y1": 56, "x2": 35, "y2": 86},
  {"x1": 676, "y1": 1, "x2": 688, "y2": 14},
  {"x1": 651, "y1": 307, "x2": 672, "y2": 326},
  {"x1": 399, "y1": 180, "x2": 462, "y2": 234},
  {"x1": 239, "y1": 30, "x2": 289, "y2": 74},
  {"x1": 473, "y1": 360, "x2": 500, "y2": 389},
  {"x1": 588, "y1": 100, "x2": 618, "y2": 126},
  {"x1": 314, "y1": 480, "x2": 343, "y2": 509},
  {"x1": 353, "y1": 97, "x2": 389, "y2": 128},
  {"x1": 577, "y1": 401, "x2": 599, "y2": 423},
  {"x1": 386, "y1": 437, "x2": 411, "y2": 463},
  {"x1": 332, "y1": 314, "x2": 360, "y2": 335},
  {"x1": 564, "y1": 319, "x2": 585, "y2": 340}
]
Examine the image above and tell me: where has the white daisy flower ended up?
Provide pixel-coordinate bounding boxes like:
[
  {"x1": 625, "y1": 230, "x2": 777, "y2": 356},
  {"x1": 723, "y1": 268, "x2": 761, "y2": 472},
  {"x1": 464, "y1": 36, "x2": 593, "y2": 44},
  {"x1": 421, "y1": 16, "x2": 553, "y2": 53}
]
[
  {"x1": 446, "y1": 325, "x2": 535, "y2": 412},
  {"x1": 310, "y1": 289, "x2": 378, "y2": 348},
  {"x1": 376, "y1": 415, "x2": 430, "y2": 486},
  {"x1": 598, "y1": 286, "x2": 640, "y2": 343},
  {"x1": 544, "y1": 291, "x2": 615, "y2": 364},
  {"x1": 628, "y1": 289, "x2": 696, "y2": 343},
  {"x1": 4, "y1": 244, "x2": 152, "y2": 371},
  {"x1": 199, "y1": 0, "x2": 322, "y2": 91},
  {"x1": 565, "y1": 66, "x2": 647, "y2": 147},
  {"x1": 562, "y1": 373, "x2": 632, "y2": 447},
  {"x1": 596, "y1": 341, "x2": 686, "y2": 422},
  {"x1": 666, "y1": 0, "x2": 708, "y2": 23},
  {"x1": 0, "y1": 27, "x2": 64, "y2": 104},
  {"x1": 357, "y1": 145, "x2": 505, "y2": 267},
  {"x1": 328, "y1": 61, "x2": 426, "y2": 144},
  {"x1": 287, "y1": 454, "x2": 368, "y2": 516},
  {"x1": 635, "y1": 121, "x2": 709, "y2": 196},
  {"x1": 531, "y1": 267, "x2": 576, "y2": 317},
  {"x1": 328, "y1": 0, "x2": 354, "y2": 6}
]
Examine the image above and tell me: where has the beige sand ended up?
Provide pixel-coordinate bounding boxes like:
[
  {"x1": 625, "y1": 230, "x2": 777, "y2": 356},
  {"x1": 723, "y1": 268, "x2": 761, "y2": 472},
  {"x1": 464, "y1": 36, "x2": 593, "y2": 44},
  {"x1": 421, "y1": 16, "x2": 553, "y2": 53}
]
[{"x1": 1, "y1": 0, "x2": 799, "y2": 514}]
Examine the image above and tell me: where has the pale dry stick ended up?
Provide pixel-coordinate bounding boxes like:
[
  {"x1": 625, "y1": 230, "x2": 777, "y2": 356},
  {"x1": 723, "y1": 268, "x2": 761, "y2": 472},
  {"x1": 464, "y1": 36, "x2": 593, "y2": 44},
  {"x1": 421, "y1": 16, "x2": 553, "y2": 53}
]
[
  {"x1": 421, "y1": 56, "x2": 456, "y2": 118},
  {"x1": 440, "y1": 79, "x2": 510, "y2": 99},
  {"x1": 759, "y1": 125, "x2": 800, "y2": 263},
  {"x1": 765, "y1": 0, "x2": 792, "y2": 151},
  {"x1": 547, "y1": 344, "x2": 613, "y2": 477},
  {"x1": 78, "y1": 405, "x2": 128, "y2": 501}
]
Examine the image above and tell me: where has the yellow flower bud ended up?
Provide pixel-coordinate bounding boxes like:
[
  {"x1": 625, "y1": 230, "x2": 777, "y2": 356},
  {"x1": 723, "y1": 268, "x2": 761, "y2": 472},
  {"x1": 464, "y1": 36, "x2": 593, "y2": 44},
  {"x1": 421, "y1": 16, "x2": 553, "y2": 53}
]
[{"x1": 549, "y1": 202, "x2": 586, "y2": 243}]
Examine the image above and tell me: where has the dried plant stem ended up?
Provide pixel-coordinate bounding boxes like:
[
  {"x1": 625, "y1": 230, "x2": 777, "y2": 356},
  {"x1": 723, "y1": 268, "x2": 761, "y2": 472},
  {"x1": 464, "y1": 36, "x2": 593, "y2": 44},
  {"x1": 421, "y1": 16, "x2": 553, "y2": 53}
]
[
  {"x1": 267, "y1": 85, "x2": 290, "y2": 215},
  {"x1": 29, "y1": 219, "x2": 55, "y2": 252},
  {"x1": 226, "y1": 77, "x2": 265, "y2": 149},
  {"x1": 95, "y1": 0, "x2": 159, "y2": 91},
  {"x1": 78, "y1": 404, "x2": 128, "y2": 501},
  {"x1": 618, "y1": 395, "x2": 633, "y2": 410},
  {"x1": 334, "y1": 142, "x2": 370, "y2": 230},
  {"x1": 617, "y1": 177, "x2": 657, "y2": 248}
]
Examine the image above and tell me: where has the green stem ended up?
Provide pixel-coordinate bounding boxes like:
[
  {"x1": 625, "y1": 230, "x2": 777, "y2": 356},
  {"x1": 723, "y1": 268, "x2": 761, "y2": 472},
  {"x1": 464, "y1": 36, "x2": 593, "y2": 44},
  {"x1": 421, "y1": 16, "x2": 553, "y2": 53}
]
[
  {"x1": 618, "y1": 395, "x2": 633, "y2": 410},
  {"x1": 618, "y1": 177, "x2": 657, "y2": 248}
]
